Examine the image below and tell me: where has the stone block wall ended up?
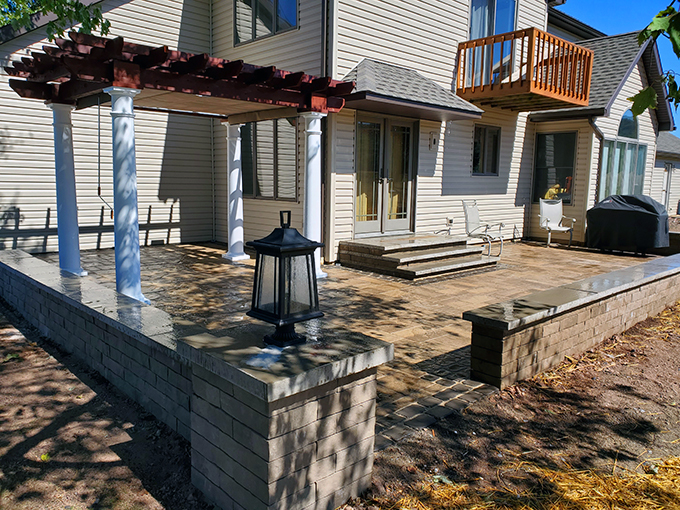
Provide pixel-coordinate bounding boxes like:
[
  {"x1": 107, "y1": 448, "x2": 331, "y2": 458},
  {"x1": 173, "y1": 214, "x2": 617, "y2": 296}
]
[
  {"x1": 0, "y1": 250, "x2": 393, "y2": 510},
  {"x1": 0, "y1": 252, "x2": 192, "y2": 438},
  {"x1": 465, "y1": 256, "x2": 680, "y2": 389},
  {"x1": 191, "y1": 365, "x2": 377, "y2": 510}
]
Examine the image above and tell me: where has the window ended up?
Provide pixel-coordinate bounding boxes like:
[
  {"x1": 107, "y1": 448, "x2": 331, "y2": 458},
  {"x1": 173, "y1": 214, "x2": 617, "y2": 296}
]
[
  {"x1": 597, "y1": 110, "x2": 647, "y2": 201},
  {"x1": 473, "y1": 125, "x2": 500, "y2": 175},
  {"x1": 470, "y1": 0, "x2": 516, "y2": 39},
  {"x1": 533, "y1": 132, "x2": 577, "y2": 204},
  {"x1": 235, "y1": 0, "x2": 297, "y2": 44},
  {"x1": 241, "y1": 118, "x2": 298, "y2": 201}
]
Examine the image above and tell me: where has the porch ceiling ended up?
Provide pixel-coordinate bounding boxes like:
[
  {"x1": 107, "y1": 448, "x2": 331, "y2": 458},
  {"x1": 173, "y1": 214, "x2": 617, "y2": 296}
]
[{"x1": 4, "y1": 32, "x2": 354, "y2": 118}]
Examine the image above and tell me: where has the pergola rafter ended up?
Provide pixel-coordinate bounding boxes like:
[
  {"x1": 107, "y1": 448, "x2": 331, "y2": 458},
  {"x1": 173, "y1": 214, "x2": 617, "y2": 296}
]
[{"x1": 4, "y1": 31, "x2": 354, "y2": 116}]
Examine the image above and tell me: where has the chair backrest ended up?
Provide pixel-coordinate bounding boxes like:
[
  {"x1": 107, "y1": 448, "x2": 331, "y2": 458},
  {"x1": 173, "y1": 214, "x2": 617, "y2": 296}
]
[
  {"x1": 462, "y1": 200, "x2": 481, "y2": 235},
  {"x1": 539, "y1": 199, "x2": 563, "y2": 226}
]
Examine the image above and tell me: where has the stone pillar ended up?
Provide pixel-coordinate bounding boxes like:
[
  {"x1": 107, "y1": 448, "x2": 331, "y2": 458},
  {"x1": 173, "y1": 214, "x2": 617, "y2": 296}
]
[
  {"x1": 300, "y1": 112, "x2": 327, "y2": 278},
  {"x1": 47, "y1": 103, "x2": 87, "y2": 276},
  {"x1": 222, "y1": 122, "x2": 250, "y2": 262},
  {"x1": 104, "y1": 87, "x2": 148, "y2": 304}
]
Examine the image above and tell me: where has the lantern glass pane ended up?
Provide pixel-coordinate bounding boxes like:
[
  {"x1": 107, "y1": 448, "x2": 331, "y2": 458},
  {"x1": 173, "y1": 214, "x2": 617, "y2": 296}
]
[
  {"x1": 282, "y1": 254, "x2": 314, "y2": 318},
  {"x1": 256, "y1": 254, "x2": 278, "y2": 315}
]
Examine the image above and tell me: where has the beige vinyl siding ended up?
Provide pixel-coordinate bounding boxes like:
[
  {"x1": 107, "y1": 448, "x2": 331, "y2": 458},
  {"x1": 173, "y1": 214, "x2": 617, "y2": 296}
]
[
  {"x1": 212, "y1": 0, "x2": 323, "y2": 75},
  {"x1": 528, "y1": 120, "x2": 594, "y2": 244},
  {"x1": 325, "y1": 109, "x2": 356, "y2": 261},
  {"x1": 415, "y1": 109, "x2": 534, "y2": 240},
  {"x1": 593, "y1": 61, "x2": 658, "y2": 200},
  {"x1": 214, "y1": 119, "x2": 305, "y2": 246},
  {"x1": 0, "y1": 0, "x2": 213, "y2": 254},
  {"x1": 653, "y1": 157, "x2": 680, "y2": 214},
  {"x1": 334, "y1": 0, "x2": 547, "y2": 85}
]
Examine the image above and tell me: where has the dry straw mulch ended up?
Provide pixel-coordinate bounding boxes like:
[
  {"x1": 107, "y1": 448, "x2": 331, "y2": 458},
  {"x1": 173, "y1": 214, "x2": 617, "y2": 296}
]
[{"x1": 371, "y1": 457, "x2": 680, "y2": 509}]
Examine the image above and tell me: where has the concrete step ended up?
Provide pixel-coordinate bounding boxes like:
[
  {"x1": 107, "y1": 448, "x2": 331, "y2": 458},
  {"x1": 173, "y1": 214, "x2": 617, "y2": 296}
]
[
  {"x1": 383, "y1": 245, "x2": 485, "y2": 265},
  {"x1": 339, "y1": 234, "x2": 468, "y2": 256},
  {"x1": 394, "y1": 255, "x2": 500, "y2": 280}
]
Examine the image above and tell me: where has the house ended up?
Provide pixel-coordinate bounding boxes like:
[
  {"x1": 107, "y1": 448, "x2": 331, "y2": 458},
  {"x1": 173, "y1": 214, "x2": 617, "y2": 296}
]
[
  {"x1": 0, "y1": 0, "x2": 674, "y2": 281},
  {"x1": 655, "y1": 131, "x2": 680, "y2": 214}
]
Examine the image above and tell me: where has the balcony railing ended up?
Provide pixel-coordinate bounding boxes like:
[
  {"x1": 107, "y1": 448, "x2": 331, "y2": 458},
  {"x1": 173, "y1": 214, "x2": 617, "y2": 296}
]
[{"x1": 456, "y1": 28, "x2": 593, "y2": 111}]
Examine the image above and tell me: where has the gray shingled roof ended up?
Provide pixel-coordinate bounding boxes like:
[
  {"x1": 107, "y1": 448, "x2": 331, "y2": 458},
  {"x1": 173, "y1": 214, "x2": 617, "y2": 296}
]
[
  {"x1": 579, "y1": 32, "x2": 644, "y2": 109},
  {"x1": 657, "y1": 132, "x2": 680, "y2": 157},
  {"x1": 342, "y1": 59, "x2": 482, "y2": 115},
  {"x1": 529, "y1": 32, "x2": 674, "y2": 131}
]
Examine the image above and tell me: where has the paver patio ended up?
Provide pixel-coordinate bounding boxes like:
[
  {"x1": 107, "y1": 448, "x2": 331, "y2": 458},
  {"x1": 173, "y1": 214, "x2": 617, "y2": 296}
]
[{"x1": 36, "y1": 241, "x2": 653, "y2": 448}]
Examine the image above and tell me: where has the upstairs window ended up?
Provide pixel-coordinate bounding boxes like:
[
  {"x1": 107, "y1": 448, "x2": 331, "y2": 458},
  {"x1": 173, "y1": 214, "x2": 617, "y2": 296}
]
[
  {"x1": 241, "y1": 118, "x2": 298, "y2": 201},
  {"x1": 235, "y1": 0, "x2": 297, "y2": 44},
  {"x1": 598, "y1": 110, "x2": 647, "y2": 201},
  {"x1": 470, "y1": 0, "x2": 516, "y2": 39}
]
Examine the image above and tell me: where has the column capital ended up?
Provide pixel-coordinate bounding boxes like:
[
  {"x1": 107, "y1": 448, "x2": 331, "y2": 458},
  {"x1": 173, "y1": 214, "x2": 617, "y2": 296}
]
[
  {"x1": 45, "y1": 102, "x2": 76, "y2": 113},
  {"x1": 299, "y1": 111, "x2": 327, "y2": 122},
  {"x1": 103, "y1": 87, "x2": 141, "y2": 98},
  {"x1": 224, "y1": 122, "x2": 244, "y2": 140}
]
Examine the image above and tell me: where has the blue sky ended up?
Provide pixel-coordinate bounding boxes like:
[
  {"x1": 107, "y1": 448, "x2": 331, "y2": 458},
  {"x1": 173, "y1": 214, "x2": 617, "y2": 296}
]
[{"x1": 556, "y1": 1, "x2": 679, "y2": 133}]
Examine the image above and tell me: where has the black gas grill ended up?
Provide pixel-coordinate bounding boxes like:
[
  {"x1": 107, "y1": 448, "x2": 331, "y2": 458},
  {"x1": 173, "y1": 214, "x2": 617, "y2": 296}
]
[{"x1": 586, "y1": 195, "x2": 669, "y2": 254}]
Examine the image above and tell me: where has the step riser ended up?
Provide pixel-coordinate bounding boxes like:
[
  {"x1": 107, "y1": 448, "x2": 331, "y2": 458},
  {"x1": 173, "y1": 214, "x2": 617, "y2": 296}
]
[{"x1": 339, "y1": 236, "x2": 468, "y2": 255}]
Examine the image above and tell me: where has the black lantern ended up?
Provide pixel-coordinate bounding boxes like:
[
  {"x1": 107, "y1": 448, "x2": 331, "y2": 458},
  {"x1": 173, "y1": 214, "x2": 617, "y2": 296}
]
[{"x1": 246, "y1": 211, "x2": 324, "y2": 347}]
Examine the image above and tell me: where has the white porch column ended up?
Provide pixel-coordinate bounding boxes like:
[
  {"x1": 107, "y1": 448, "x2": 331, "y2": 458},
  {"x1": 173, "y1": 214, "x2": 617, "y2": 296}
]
[
  {"x1": 301, "y1": 112, "x2": 327, "y2": 278},
  {"x1": 47, "y1": 103, "x2": 87, "y2": 276},
  {"x1": 104, "y1": 87, "x2": 149, "y2": 304},
  {"x1": 222, "y1": 121, "x2": 250, "y2": 262}
]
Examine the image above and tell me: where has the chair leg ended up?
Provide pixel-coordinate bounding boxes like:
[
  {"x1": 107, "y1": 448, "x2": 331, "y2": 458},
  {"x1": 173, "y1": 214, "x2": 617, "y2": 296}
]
[
  {"x1": 497, "y1": 238, "x2": 504, "y2": 257},
  {"x1": 546, "y1": 230, "x2": 551, "y2": 247},
  {"x1": 568, "y1": 229, "x2": 573, "y2": 248}
]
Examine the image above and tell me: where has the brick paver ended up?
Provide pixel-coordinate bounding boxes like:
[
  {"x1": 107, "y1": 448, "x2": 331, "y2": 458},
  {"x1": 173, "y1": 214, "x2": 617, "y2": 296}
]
[{"x1": 36, "y1": 242, "x2": 651, "y2": 448}]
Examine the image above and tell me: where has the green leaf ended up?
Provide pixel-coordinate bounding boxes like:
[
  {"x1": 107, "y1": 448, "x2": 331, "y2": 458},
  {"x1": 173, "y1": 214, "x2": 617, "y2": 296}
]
[
  {"x1": 2, "y1": 353, "x2": 21, "y2": 363},
  {"x1": 628, "y1": 86, "x2": 658, "y2": 116},
  {"x1": 40, "y1": 453, "x2": 51, "y2": 462}
]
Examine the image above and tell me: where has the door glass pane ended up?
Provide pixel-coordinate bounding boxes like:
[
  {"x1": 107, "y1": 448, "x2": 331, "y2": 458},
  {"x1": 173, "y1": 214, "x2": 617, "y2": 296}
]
[
  {"x1": 613, "y1": 141, "x2": 627, "y2": 195},
  {"x1": 276, "y1": 118, "x2": 297, "y2": 199},
  {"x1": 356, "y1": 122, "x2": 381, "y2": 223},
  {"x1": 388, "y1": 126, "x2": 410, "y2": 220}
]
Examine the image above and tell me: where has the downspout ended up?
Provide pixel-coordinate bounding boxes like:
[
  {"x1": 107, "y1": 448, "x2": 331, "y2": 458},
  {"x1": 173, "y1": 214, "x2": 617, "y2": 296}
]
[
  {"x1": 320, "y1": 0, "x2": 330, "y2": 262},
  {"x1": 209, "y1": 0, "x2": 216, "y2": 241},
  {"x1": 588, "y1": 116, "x2": 604, "y2": 207}
]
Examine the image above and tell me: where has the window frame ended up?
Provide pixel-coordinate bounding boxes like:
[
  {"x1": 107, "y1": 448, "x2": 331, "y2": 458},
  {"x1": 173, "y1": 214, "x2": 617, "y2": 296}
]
[
  {"x1": 233, "y1": 0, "x2": 299, "y2": 46},
  {"x1": 597, "y1": 110, "x2": 648, "y2": 201},
  {"x1": 472, "y1": 124, "x2": 501, "y2": 176},
  {"x1": 531, "y1": 131, "x2": 578, "y2": 205},
  {"x1": 241, "y1": 118, "x2": 299, "y2": 202},
  {"x1": 468, "y1": 0, "x2": 518, "y2": 39}
]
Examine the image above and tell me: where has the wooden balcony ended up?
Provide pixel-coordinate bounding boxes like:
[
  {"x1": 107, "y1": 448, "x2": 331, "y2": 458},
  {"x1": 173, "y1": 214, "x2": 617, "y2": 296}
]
[{"x1": 456, "y1": 28, "x2": 593, "y2": 111}]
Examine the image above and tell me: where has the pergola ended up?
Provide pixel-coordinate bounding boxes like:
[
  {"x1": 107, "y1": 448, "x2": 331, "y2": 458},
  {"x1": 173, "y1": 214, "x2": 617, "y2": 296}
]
[{"x1": 5, "y1": 32, "x2": 353, "y2": 302}]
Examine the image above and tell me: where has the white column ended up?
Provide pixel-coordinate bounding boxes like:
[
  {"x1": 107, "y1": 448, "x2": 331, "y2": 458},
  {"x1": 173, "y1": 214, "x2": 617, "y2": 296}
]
[
  {"x1": 301, "y1": 112, "x2": 327, "y2": 278},
  {"x1": 222, "y1": 122, "x2": 250, "y2": 262},
  {"x1": 47, "y1": 103, "x2": 87, "y2": 276},
  {"x1": 104, "y1": 87, "x2": 149, "y2": 304}
]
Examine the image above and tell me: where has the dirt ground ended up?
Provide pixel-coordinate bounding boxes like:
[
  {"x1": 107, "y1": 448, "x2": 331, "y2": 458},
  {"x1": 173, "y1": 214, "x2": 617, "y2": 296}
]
[
  {"x1": 358, "y1": 304, "x2": 680, "y2": 508},
  {"x1": 1, "y1": 298, "x2": 680, "y2": 509}
]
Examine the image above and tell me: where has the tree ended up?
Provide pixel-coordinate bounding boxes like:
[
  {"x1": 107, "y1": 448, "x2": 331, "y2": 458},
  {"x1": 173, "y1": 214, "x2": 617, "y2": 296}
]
[
  {"x1": 0, "y1": 0, "x2": 110, "y2": 40},
  {"x1": 631, "y1": 0, "x2": 680, "y2": 115}
]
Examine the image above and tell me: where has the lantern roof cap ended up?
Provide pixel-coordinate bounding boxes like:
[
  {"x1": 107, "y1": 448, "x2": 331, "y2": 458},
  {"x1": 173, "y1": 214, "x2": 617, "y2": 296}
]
[{"x1": 246, "y1": 211, "x2": 323, "y2": 253}]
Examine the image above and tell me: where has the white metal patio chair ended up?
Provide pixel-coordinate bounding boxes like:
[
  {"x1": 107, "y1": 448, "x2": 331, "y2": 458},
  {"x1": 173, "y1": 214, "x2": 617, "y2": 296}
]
[
  {"x1": 539, "y1": 198, "x2": 576, "y2": 247},
  {"x1": 462, "y1": 200, "x2": 504, "y2": 257}
]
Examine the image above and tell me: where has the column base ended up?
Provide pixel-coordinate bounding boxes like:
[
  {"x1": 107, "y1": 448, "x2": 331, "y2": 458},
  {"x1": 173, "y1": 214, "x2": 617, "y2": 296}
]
[
  {"x1": 222, "y1": 252, "x2": 250, "y2": 263},
  {"x1": 63, "y1": 267, "x2": 88, "y2": 277}
]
